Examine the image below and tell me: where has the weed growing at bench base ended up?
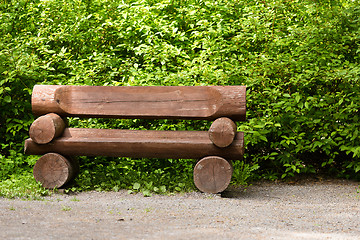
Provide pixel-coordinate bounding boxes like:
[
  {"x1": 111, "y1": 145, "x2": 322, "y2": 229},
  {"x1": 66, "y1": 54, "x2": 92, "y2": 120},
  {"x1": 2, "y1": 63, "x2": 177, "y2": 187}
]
[
  {"x1": 0, "y1": 171, "x2": 50, "y2": 199},
  {"x1": 0, "y1": 159, "x2": 255, "y2": 198},
  {"x1": 65, "y1": 157, "x2": 256, "y2": 195}
]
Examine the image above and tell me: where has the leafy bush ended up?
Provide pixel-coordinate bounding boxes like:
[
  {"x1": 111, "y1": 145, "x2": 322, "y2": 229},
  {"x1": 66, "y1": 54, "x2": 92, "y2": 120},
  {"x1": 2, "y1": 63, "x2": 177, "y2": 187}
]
[{"x1": 1, "y1": 0, "x2": 359, "y2": 196}]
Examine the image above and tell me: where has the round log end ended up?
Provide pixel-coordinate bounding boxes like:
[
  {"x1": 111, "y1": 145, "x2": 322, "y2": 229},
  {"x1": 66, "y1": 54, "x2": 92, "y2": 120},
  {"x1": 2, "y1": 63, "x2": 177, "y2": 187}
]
[
  {"x1": 33, "y1": 153, "x2": 77, "y2": 189},
  {"x1": 29, "y1": 113, "x2": 65, "y2": 144},
  {"x1": 193, "y1": 156, "x2": 233, "y2": 193},
  {"x1": 209, "y1": 117, "x2": 237, "y2": 148}
]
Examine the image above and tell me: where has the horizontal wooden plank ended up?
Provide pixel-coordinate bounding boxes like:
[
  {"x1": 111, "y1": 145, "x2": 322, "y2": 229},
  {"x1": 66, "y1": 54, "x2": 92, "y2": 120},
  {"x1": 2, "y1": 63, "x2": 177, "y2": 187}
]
[
  {"x1": 32, "y1": 85, "x2": 246, "y2": 121},
  {"x1": 24, "y1": 128, "x2": 244, "y2": 160}
]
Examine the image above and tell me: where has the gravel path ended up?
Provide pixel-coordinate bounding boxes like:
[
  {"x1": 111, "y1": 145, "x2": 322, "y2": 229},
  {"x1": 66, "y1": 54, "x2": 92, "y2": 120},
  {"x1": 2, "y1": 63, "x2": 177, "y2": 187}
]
[{"x1": 1, "y1": 180, "x2": 359, "y2": 240}]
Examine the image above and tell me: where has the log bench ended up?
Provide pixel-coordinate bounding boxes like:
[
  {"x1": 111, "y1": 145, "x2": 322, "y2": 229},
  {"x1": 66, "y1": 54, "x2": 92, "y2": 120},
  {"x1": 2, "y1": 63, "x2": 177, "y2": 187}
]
[{"x1": 24, "y1": 85, "x2": 246, "y2": 193}]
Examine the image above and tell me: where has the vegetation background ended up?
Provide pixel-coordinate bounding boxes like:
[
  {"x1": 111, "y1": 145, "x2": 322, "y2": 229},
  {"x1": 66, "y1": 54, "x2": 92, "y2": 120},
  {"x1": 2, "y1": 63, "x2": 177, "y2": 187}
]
[{"x1": 1, "y1": 0, "x2": 359, "y2": 198}]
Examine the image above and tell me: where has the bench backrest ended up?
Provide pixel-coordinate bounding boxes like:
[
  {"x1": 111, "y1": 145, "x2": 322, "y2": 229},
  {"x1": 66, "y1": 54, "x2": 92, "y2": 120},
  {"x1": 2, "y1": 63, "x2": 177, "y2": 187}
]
[{"x1": 32, "y1": 85, "x2": 246, "y2": 121}]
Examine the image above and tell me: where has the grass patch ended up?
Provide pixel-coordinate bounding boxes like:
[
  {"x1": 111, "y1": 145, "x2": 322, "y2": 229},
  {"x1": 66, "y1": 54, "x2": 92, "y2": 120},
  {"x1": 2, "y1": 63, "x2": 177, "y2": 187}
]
[{"x1": 0, "y1": 171, "x2": 50, "y2": 200}]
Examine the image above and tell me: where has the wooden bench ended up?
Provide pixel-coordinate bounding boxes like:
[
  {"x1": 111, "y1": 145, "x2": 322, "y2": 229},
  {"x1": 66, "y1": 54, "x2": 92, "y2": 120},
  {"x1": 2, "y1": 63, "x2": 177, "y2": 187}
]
[{"x1": 24, "y1": 85, "x2": 246, "y2": 193}]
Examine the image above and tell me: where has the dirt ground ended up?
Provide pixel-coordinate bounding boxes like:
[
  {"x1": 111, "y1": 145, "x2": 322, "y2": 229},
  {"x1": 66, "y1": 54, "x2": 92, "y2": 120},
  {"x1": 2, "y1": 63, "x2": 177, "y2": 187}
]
[{"x1": 1, "y1": 179, "x2": 359, "y2": 240}]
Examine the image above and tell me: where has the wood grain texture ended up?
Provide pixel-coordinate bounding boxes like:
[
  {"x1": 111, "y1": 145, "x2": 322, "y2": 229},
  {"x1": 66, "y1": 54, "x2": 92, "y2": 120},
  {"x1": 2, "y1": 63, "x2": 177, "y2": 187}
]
[
  {"x1": 29, "y1": 113, "x2": 66, "y2": 144},
  {"x1": 24, "y1": 128, "x2": 244, "y2": 160},
  {"x1": 32, "y1": 85, "x2": 66, "y2": 116},
  {"x1": 33, "y1": 153, "x2": 79, "y2": 189},
  {"x1": 193, "y1": 156, "x2": 233, "y2": 193},
  {"x1": 209, "y1": 117, "x2": 237, "y2": 148},
  {"x1": 31, "y1": 85, "x2": 246, "y2": 121}
]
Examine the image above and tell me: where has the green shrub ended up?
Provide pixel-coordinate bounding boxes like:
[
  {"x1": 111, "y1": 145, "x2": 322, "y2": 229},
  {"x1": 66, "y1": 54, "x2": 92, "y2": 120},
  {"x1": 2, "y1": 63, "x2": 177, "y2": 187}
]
[{"x1": 1, "y1": 0, "x2": 359, "y2": 196}]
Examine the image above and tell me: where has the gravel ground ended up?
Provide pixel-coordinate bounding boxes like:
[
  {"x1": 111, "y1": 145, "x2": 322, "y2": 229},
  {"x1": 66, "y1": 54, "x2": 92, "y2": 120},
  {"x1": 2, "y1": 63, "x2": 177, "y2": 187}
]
[{"x1": 1, "y1": 179, "x2": 359, "y2": 240}]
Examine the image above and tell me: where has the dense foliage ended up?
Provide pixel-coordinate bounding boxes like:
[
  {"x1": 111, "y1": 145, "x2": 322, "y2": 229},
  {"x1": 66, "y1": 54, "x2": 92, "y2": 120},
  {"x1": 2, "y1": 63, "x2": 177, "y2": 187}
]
[{"x1": 1, "y1": 0, "x2": 359, "y2": 197}]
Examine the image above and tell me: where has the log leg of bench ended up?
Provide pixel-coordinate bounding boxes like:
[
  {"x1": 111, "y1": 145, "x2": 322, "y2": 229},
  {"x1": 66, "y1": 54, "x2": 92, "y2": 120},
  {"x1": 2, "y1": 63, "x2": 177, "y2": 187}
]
[
  {"x1": 193, "y1": 156, "x2": 233, "y2": 193},
  {"x1": 33, "y1": 153, "x2": 79, "y2": 189}
]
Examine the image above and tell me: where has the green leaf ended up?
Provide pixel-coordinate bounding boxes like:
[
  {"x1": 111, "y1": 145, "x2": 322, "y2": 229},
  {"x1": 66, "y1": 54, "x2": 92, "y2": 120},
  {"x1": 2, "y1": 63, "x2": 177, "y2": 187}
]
[
  {"x1": 259, "y1": 135, "x2": 268, "y2": 142},
  {"x1": 283, "y1": 93, "x2": 291, "y2": 98},
  {"x1": 4, "y1": 95, "x2": 11, "y2": 103},
  {"x1": 142, "y1": 190, "x2": 152, "y2": 197},
  {"x1": 133, "y1": 182, "x2": 140, "y2": 190},
  {"x1": 339, "y1": 98, "x2": 343, "y2": 105},
  {"x1": 160, "y1": 186, "x2": 166, "y2": 193},
  {"x1": 304, "y1": 102, "x2": 309, "y2": 109}
]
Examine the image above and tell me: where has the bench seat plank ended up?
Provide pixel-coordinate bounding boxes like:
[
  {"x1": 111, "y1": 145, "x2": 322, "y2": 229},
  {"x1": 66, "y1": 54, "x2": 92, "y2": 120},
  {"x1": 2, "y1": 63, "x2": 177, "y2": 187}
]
[{"x1": 24, "y1": 128, "x2": 244, "y2": 160}]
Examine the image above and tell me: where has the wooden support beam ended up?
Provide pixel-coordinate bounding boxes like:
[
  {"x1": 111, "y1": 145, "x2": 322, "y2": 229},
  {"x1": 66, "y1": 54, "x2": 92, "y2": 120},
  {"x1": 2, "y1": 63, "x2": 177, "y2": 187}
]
[
  {"x1": 209, "y1": 117, "x2": 237, "y2": 148},
  {"x1": 24, "y1": 128, "x2": 244, "y2": 160},
  {"x1": 33, "y1": 153, "x2": 79, "y2": 189},
  {"x1": 29, "y1": 113, "x2": 66, "y2": 144},
  {"x1": 193, "y1": 156, "x2": 233, "y2": 193},
  {"x1": 32, "y1": 85, "x2": 246, "y2": 121}
]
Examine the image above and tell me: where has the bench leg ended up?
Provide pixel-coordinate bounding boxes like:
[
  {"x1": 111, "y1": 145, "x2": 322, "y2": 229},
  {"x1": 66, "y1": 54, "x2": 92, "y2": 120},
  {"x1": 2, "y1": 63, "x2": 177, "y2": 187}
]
[
  {"x1": 193, "y1": 156, "x2": 233, "y2": 193},
  {"x1": 33, "y1": 153, "x2": 79, "y2": 189}
]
